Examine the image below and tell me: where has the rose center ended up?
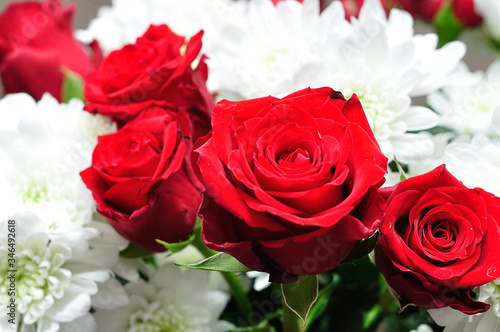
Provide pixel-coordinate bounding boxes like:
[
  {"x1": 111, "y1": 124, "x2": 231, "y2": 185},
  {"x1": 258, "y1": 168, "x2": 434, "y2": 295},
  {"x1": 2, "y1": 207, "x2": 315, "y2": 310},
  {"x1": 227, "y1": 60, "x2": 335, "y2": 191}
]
[
  {"x1": 430, "y1": 220, "x2": 455, "y2": 250},
  {"x1": 277, "y1": 148, "x2": 311, "y2": 167},
  {"x1": 121, "y1": 134, "x2": 152, "y2": 158}
]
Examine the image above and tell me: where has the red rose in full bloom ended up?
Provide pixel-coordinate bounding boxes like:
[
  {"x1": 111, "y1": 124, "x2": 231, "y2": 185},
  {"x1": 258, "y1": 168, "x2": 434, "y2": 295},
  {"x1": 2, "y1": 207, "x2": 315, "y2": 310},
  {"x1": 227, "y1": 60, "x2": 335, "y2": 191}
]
[
  {"x1": 84, "y1": 24, "x2": 213, "y2": 137},
  {"x1": 0, "y1": 0, "x2": 101, "y2": 101},
  {"x1": 375, "y1": 165, "x2": 500, "y2": 314},
  {"x1": 193, "y1": 87, "x2": 388, "y2": 282},
  {"x1": 81, "y1": 104, "x2": 203, "y2": 252}
]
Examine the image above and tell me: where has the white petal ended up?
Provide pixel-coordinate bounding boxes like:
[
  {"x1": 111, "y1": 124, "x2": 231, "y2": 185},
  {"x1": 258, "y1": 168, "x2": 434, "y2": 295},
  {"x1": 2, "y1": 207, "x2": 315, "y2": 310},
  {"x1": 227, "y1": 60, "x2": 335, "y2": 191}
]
[
  {"x1": 392, "y1": 133, "x2": 434, "y2": 164},
  {"x1": 60, "y1": 313, "x2": 97, "y2": 332},
  {"x1": 401, "y1": 106, "x2": 440, "y2": 131},
  {"x1": 45, "y1": 292, "x2": 90, "y2": 323}
]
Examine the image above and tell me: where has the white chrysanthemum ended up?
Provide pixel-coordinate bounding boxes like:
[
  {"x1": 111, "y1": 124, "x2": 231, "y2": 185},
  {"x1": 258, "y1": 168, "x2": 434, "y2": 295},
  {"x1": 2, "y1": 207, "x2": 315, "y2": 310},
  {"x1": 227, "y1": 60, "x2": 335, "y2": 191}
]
[
  {"x1": 0, "y1": 212, "x2": 118, "y2": 332},
  {"x1": 445, "y1": 133, "x2": 500, "y2": 195},
  {"x1": 428, "y1": 61, "x2": 500, "y2": 136},
  {"x1": 474, "y1": 0, "x2": 500, "y2": 42},
  {"x1": 75, "y1": 0, "x2": 241, "y2": 54},
  {"x1": 0, "y1": 93, "x2": 116, "y2": 235},
  {"x1": 0, "y1": 93, "x2": 115, "y2": 169},
  {"x1": 429, "y1": 279, "x2": 500, "y2": 332},
  {"x1": 206, "y1": 0, "x2": 346, "y2": 100},
  {"x1": 206, "y1": 0, "x2": 475, "y2": 164},
  {"x1": 94, "y1": 264, "x2": 234, "y2": 332},
  {"x1": 384, "y1": 132, "x2": 459, "y2": 187}
]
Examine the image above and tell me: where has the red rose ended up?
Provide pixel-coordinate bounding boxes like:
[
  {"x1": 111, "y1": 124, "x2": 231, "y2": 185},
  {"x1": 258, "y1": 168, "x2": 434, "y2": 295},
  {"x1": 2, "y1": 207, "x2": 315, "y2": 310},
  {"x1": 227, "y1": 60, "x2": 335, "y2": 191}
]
[
  {"x1": 375, "y1": 165, "x2": 500, "y2": 314},
  {"x1": 84, "y1": 24, "x2": 213, "y2": 136},
  {"x1": 193, "y1": 87, "x2": 388, "y2": 282},
  {"x1": 392, "y1": 0, "x2": 482, "y2": 27},
  {"x1": 0, "y1": 0, "x2": 101, "y2": 101},
  {"x1": 452, "y1": 0, "x2": 482, "y2": 27},
  {"x1": 392, "y1": 0, "x2": 444, "y2": 21},
  {"x1": 340, "y1": 0, "x2": 392, "y2": 20},
  {"x1": 81, "y1": 103, "x2": 203, "y2": 252}
]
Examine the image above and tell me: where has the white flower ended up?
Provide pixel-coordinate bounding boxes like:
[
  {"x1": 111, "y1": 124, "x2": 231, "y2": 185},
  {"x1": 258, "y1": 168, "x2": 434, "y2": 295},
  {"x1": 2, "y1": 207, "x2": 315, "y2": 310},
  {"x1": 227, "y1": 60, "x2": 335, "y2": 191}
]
[
  {"x1": 474, "y1": 0, "x2": 500, "y2": 42},
  {"x1": 246, "y1": 271, "x2": 271, "y2": 292},
  {"x1": 445, "y1": 132, "x2": 500, "y2": 194},
  {"x1": 206, "y1": 0, "x2": 343, "y2": 100},
  {"x1": 429, "y1": 279, "x2": 500, "y2": 332},
  {"x1": 428, "y1": 61, "x2": 500, "y2": 136},
  {"x1": 94, "y1": 264, "x2": 234, "y2": 332},
  {"x1": 384, "y1": 132, "x2": 458, "y2": 187},
  {"x1": 206, "y1": 0, "x2": 474, "y2": 164},
  {"x1": 75, "y1": 0, "x2": 241, "y2": 54},
  {"x1": 0, "y1": 93, "x2": 116, "y2": 235},
  {"x1": 0, "y1": 212, "x2": 118, "y2": 332},
  {"x1": 410, "y1": 324, "x2": 434, "y2": 332}
]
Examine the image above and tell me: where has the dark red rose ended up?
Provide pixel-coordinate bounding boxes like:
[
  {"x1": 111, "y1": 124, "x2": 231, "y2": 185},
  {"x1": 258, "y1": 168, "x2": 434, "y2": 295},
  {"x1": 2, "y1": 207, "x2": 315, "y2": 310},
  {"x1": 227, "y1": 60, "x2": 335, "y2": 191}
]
[
  {"x1": 452, "y1": 0, "x2": 482, "y2": 27},
  {"x1": 375, "y1": 165, "x2": 500, "y2": 314},
  {"x1": 0, "y1": 0, "x2": 101, "y2": 101},
  {"x1": 193, "y1": 87, "x2": 388, "y2": 283},
  {"x1": 393, "y1": 0, "x2": 444, "y2": 21},
  {"x1": 81, "y1": 104, "x2": 203, "y2": 252},
  {"x1": 392, "y1": 0, "x2": 482, "y2": 26},
  {"x1": 340, "y1": 0, "x2": 392, "y2": 20},
  {"x1": 84, "y1": 24, "x2": 213, "y2": 136}
]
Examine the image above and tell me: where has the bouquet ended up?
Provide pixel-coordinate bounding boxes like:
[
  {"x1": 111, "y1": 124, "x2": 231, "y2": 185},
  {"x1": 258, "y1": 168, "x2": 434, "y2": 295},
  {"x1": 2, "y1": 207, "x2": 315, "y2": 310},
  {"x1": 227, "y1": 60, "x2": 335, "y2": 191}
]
[{"x1": 1, "y1": 0, "x2": 500, "y2": 331}]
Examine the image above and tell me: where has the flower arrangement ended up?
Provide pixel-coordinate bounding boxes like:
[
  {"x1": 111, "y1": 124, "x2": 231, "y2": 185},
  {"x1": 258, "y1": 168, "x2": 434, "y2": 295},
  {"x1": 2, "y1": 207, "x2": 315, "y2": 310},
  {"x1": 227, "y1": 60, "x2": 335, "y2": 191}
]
[{"x1": 1, "y1": 0, "x2": 500, "y2": 331}]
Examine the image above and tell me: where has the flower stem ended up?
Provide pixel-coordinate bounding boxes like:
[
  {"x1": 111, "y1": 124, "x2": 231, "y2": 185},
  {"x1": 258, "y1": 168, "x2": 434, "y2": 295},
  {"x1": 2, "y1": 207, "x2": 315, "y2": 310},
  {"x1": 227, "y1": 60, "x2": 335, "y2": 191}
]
[
  {"x1": 282, "y1": 299, "x2": 305, "y2": 332},
  {"x1": 192, "y1": 226, "x2": 253, "y2": 321}
]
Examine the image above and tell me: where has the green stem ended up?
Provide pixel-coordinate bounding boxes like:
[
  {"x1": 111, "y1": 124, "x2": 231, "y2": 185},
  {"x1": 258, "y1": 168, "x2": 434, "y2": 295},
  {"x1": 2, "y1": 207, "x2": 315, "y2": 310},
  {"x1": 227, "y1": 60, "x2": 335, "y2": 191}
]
[
  {"x1": 282, "y1": 299, "x2": 305, "y2": 332},
  {"x1": 192, "y1": 227, "x2": 253, "y2": 320}
]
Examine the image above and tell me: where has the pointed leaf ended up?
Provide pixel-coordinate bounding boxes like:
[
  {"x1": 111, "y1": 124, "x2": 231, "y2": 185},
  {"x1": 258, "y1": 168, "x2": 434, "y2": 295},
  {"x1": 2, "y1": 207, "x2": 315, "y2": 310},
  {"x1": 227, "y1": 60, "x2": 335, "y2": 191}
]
[
  {"x1": 393, "y1": 156, "x2": 407, "y2": 181},
  {"x1": 341, "y1": 232, "x2": 379, "y2": 264},
  {"x1": 61, "y1": 66, "x2": 85, "y2": 103},
  {"x1": 305, "y1": 275, "x2": 339, "y2": 330},
  {"x1": 156, "y1": 233, "x2": 196, "y2": 253},
  {"x1": 434, "y1": 2, "x2": 462, "y2": 47},
  {"x1": 282, "y1": 275, "x2": 319, "y2": 325},
  {"x1": 176, "y1": 252, "x2": 251, "y2": 273}
]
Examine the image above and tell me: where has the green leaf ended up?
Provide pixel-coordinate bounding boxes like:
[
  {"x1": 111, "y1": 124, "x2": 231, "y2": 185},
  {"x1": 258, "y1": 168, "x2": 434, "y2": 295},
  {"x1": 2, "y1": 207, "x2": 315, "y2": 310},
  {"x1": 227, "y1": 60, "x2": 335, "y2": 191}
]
[
  {"x1": 341, "y1": 232, "x2": 379, "y2": 264},
  {"x1": 176, "y1": 252, "x2": 251, "y2": 273},
  {"x1": 227, "y1": 326, "x2": 276, "y2": 332},
  {"x1": 61, "y1": 66, "x2": 84, "y2": 103},
  {"x1": 393, "y1": 156, "x2": 407, "y2": 182},
  {"x1": 304, "y1": 275, "x2": 339, "y2": 330},
  {"x1": 226, "y1": 313, "x2": 279, "y2": 332},
  {"x1": 156, "y1": 232, "x2": 196, "y2": 253},
  {"x1": 282, "y1": 275, "x2": 319, "y2": 325},
  {"x1": 434, "y1": 1, "x2": 462, "y2": 47},
  {"x1": 363, "y1": 304, "x2": 382, "y2": 330},
  {"x1": 119, "y1": 242, "x2": 154, "y2": 259}
]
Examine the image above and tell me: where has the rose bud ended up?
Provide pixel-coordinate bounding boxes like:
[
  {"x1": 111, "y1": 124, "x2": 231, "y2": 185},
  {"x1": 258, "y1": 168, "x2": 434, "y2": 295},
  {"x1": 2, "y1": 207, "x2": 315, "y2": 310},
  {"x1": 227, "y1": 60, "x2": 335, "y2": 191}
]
[{"x1": 84, "y1": 24, "x2": 213, "y2": 139}]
